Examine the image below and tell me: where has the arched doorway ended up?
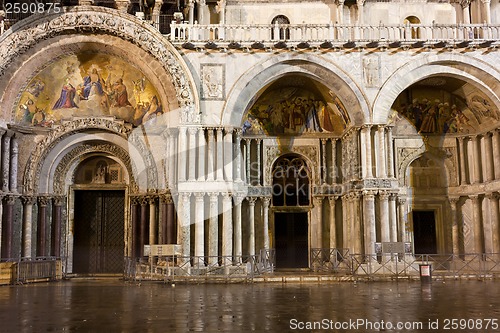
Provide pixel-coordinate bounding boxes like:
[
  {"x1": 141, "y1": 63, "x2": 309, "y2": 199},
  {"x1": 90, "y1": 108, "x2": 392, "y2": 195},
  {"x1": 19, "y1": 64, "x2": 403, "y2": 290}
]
[
  {"x1": 72, "y1": 156, "x2": 126, "y2": 274},
  {"x1": 404, "y1": 16, "x2": 421, "y2": 39},
  {"x1": 271, "y1": 15, "x2": 291, "y2": 40},
  {"x1": 272, "y1": 154, "x2": 310, "y2": 268}
]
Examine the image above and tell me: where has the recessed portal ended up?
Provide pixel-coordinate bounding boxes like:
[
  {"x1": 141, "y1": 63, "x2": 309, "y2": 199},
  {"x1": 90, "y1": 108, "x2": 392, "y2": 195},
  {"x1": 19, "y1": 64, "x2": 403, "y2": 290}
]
[
  {"x1": 412, "y1": 210, "x2": 437, "y2": 254},
  {"x1": 275, "y1": 212, "x2": 308, "y2": 268},
  {"x1": 73, "y1": 190, "x2": 125, "y2": 274}
]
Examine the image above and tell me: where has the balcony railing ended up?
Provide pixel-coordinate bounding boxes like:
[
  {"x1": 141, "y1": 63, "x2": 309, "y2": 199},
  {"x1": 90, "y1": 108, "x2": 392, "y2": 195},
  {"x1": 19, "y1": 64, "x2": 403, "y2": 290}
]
[{"x1": 169, "y1": 22, "x2": 500, "y2": 46}]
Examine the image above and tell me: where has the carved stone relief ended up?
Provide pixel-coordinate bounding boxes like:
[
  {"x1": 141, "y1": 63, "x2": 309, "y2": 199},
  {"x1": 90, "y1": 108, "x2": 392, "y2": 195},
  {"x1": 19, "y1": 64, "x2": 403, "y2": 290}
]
[
  {"x1": 396, "y1": 146, "x2": 426, "y2": 186},
  {"x1": 200, "y1": 64, "x2": 225, "y2": 100}
]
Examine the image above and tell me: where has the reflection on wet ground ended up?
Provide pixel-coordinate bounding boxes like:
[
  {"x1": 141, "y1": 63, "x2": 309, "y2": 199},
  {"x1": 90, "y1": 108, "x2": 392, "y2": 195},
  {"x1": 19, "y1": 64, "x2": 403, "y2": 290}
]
[{"x1": 0, "y1": 279, "x2": 499, "y2": 332}]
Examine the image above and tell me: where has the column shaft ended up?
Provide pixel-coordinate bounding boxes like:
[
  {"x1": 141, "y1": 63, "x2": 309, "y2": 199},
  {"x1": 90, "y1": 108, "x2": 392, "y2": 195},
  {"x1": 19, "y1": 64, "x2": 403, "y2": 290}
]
[
  {"x1": 471, "y1": 196, "x2": 483, "y2": 253},
  {"x1": 9, "y1": 135, "x2": 18, "y2": 192},
  {"x1": 197, "y1": 128, "x2": 206, "y2": 181},
  {"x1": 312, "y1": 197, "x2": 323, "y2": 249},
  {"x1": 389, "y1": 195, "x2": 397, "y2": 242},
  {"x1": 377, "y1": 126, "x2": 387, "y2": 178},
  {"x1": 363, "y1": 192, "x2": 376, "y2": 255},
  {"x1": 139, "y1": 198, "x2": 148, "y2": 257},
  {"x1": 329, "y1": 197, "x2": 337, "y2": 249},
  {"x1": 194, "y1": 194, "x2": 205, "y2": 261},
  {"x1": 2, "y1": 134, "x2": 11, "y2": 192},
  {"x1": 493, "y1": 131, "x2": 500, "y2": 180},
  {"x1": 216, "y1": 128, "x2": 224, "y2": 181},
  {"x1": 234, "y1": 130, "x2": 243, "y2": 182},
  {"x1": 234, "y1": 196, "x2": 242, "y2": 259},
  {"x1": 188, "y1": 128, "x2": 197, "y2": 181},
  {"x1": 386, "y1": 126, "x2": 394, "y2": 178},
  {"x1": 36, "y1": 196, "x2": 49, "y2": 257},
  {"x1": 222, "y1": 194, "x2": 232, "y2": 258},
  {"x1": 179, "y1": 193, "x2": 191, "y2": 263},
  {"x1": 207, "y1": 129, "x2": 215, "y2": 181},
  {"x1": 449, "y1": 198, "x2": 460, "y2": 255},
  {"x1": 178, "y1": 127, "x2": 187, "y2": 182},
  {"x1": 208, "y1": 193, "x2": 219, "y2": 264},
  {"x1": 379, "y1": 192, "x2": 390, "y2": 242},
  {"x1": 51, "y1": 197, "x2": 64, "y2": 257},
  {"x1": 262, "y1": 198, "x2": 270, "y2": 250},
  {"x1": 458, "y1": 137, "x2": 468, "y2": 185},
  {"x1": 247, "y1": 198, "x2": 256, "y2": 256}
]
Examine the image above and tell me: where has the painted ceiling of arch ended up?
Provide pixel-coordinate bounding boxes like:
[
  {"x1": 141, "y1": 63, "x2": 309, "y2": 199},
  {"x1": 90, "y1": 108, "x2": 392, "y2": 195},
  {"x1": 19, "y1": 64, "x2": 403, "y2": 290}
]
[
  {"x1": 389, "y1": 80, "x2": 499, "y2": 135},
  {"x1": 15, "y1": 53, "x2": 169, "y2": 127},
  {"x1": 241, "y1": 84, "x2": 350, "y2": 136}
]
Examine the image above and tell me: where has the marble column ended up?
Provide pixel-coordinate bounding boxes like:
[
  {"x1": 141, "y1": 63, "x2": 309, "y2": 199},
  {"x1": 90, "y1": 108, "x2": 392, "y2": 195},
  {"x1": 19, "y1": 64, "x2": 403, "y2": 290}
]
[
  {"x1": 312, "y1": 196, "x2": 323, "y2": 249},
  {"x1": 130, "y1": 197, "x2": 139, "y2": 258},
  {"x1": 389, "y1": 194, "x2": 398, "y2": 243},
  {"x1": 2, "y1": 196, "x2": 15, "y2": 259},
  {"x1": 493, "y1": 130, "x2": 500, "y2": 180},
  {"x1": 329, "y1": 197, "x2": 337, "y2": 249},
  {"x1": 338, "y1": 0, "x2": 345, "y2": 24},
  {"x1": 472, "y1": 136, "x2": 481, "y2": 183},
  {"x1": 222, "y1": 193, "x2": 233, "y2": 258},
  {"x1": 216, "y1": 128, "x2": 224, "y2": 181},
  {"x1": 331, "y1": 138, "x2": 338, "y2": 184},
  {"x1": 262, "y1": 197, "x2": 270, "y2": 250},
  {"x1": 386, "y1": 126, "x2": 394, "y2": 178},
  {"x1": 233, "y1": 195, "x2": 242, "y2": 260},
  {"x1": 488, "y1": 193, "x2": 500, "y2": 253},
  {"x1": 2, "y1": 132, "x2": 11, "y2": 192},
  {"x1": 208, "y1": 193, "x2": 219, "y2": 264},
  {"x1": 379, "y1": 191, "x2": 390, "y2": 243},
  {"x1": 148, "y1": 196, "x2": 157, "y2": 246},
  {"x1": 166, "y1": 194, "x2": 176, "y2": 244},
  {"x1": 9, "y1": 134, "x2": 18, "y2": 192},
  {"x1": 224, "y1": 128, "x2": 234, "y2": 182},
  {"x1": 449, "y1": 197, "x2": 460, "y2": 255},
  {"x1": 256, "y1": 139, "x2": 262, "y2": 185},
  {"x1": 397, "y1": 197, "x2": 407, "y2": 243},
  {"x1": 139, "y1": 197, "x2": 148, "y2": 257},
  {"x1": 234, "y1": 130, "x2": 243, "y2": 182},
  {"x1": 377, "y1": 126, "x2": 387, "y2": 178},
  {"x1": 159, "y1": 194, "x2": 168, "y2": 244},
  {"x1": 207, "y1": 129, "x2": 215, "y2": 181},
  {"x1": 321, "y1": 139, "x2": 327, "y2": 185},
  {"x1": 342, "y1": 196, "x2": 350, "y2": 250},
  {"x1": 168, "y1": 130, "x2": 177, "y2": 187},
  {"x1": 483, "y1": 133, "x2": 494, "y2": 182},
  {"x1": 51, "y1": 196, "x2": 65, "y2": 258},
  {"x1": 194, "y1": 193, "x2": 205, "y2": 262},
  {"x1": 188, "y1": 127, "x2": 197, "y2": 181},
  {"x1": 361, "y1": 125, "x2": 373, "y2": 178},
  {"x1": 247, "y1": 197, "x2": 257, "y2": 256},
  {"x1": 178, "y1": 127, "x2": 187, "y2": 182},
  {"x1": 458, "y1": 137, "x2": 468, "y2": 185},
  {"x1": 178, "y1": 193, "x2": 191, "y2": 264},
  {"x1": 245, "y1": 139, "x2": 252, "y2": 184},
  {"x1": 351, "y1": 193, "x2": 362, "y2": 254},
  {"x1": 363, "y1": 191, "x2": 376, "y2": 256},
  {"x1": 461, "y1": 0, "x2": 471, "y2": 24},
  {"x1": 484, "y1": 193, "x2": 498, "y2": 253},
  {"x1": 197, "y1": 128, "x2": 206, "y2": 181},
  {"x1": 21, "y1": 196, "x2": 35, "y2": 259},
  {"x1": 481, "y1": 0, "x2": 491, "y2": 24},
  {"x1": 470, "y1": 195, "x2": 483, "y2": 253},
  {"x1": 356, "y1": 0, "x2": 365, "y2": 25},
  {"x1": 188, "y1": 0, "x2": 195, "y2": 24},
  {"x1": 37, "y1": 196, "x2": 50, "y2": 257}
]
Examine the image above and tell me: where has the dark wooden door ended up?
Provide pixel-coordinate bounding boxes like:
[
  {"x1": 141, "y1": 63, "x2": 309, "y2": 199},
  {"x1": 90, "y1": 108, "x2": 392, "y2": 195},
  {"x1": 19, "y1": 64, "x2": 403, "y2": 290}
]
[
  {"x1": 413, "y1": 210, "x2": 437, "y2": 254},
  {"x1": 73, "y1": 190, "x2": 125, "y2": 274},
  {"x1": 275, "y1": 212, "x2": 308, "y2": 268}
]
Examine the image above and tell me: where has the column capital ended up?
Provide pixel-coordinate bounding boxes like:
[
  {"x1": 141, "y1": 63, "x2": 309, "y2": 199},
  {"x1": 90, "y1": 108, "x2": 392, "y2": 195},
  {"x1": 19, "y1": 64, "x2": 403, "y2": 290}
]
[
  {"x1": 52, "y1": 195, "x2": 66, "y2": 206},
  {"x1": 160, "y1": 193, "x2": 173, "y2": 204},
  {"x1": 222, "y1": 192, "x2": 232, "y2": 200},
  {"x1": 469, "y1": 194, "x2": 480, "y2": 202},
  {"x1": 397, "y1": 196, "x2": 406, "y2": 205},
  {"x1": 194, "y1": 192, "x2": 205, "y2": 201},
  {"x1": 209, "y1": 192, "x2": 219, "y2": 202},
  {"x1": 328, "y1": 196, "x2": 338, "y2": 205},
  {"x1": 37, "y1": 195, "x2": 51, "y2": 207},
  {"x1": 139, "y1": 195, "x2": 149, "y2": 206},
  {"x1": 378, "y1": 191, "x2": 390, "y2": 200},
  {"x1": 357, "y1": 0, "x2": 365, "y2": 6},
  {"x1": 187, "y1": 126, "x2": 198, "y2": 135},
  {"x1": 147, "y1": 195, "x2": 158, "y2": 205},
  {"x1": 224, "y1": 127, "x2": 234, "y2": 135},
  {"x1": 246, "y1": 197, "x2": 257, "y2": 205},
  {"x1": 485, "y1": 192, "x2": 499, "y2": 200},
  {"x1": 448, "y1": 196, "x2": 460, "y2": 204},
  {"x1": 460, "y1": 0, "x2": 471, "y2": 7},
  {"x1": 21, "y1": 195, "x2": 36, "y2": 205},
  {"x1": 313, "y1": 196, "x2": 324, "y2": 206},
  {"x1": 363, "y1": 190, "x2": 377, "y2": 199},
  {"x1": 262, "y1": 197, "x2": 271, "y2": 207},
  {"x1": 480, "y1": 0, "x2": 491, "y2": 4}
]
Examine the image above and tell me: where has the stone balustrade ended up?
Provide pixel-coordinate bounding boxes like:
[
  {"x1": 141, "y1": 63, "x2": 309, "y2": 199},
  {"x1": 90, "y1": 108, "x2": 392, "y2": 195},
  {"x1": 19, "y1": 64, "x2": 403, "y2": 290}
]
[{"x1": 169, "y1": 22, "x2": 500, "y2": 46}]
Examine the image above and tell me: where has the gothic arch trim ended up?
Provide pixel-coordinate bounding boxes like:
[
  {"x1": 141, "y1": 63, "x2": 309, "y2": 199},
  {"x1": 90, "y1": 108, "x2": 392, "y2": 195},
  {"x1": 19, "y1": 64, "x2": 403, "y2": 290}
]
[
  {"x1": 222, "y1": 53, "x2": 370, "y2": 127},
  {"x1": 373, "y1": 54, "x2": 500, "y2": 124},
  {"x1": 53, "y1": 143, "x2": 138, "y2": 195},
  {"x1": 0, "y1": 6, "x2": 198, "y2": 120}
]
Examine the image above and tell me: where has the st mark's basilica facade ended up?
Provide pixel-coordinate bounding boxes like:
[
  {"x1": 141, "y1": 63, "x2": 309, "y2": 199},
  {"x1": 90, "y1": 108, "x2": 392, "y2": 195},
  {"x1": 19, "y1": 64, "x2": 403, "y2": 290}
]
[{"x1": 0, "y1": 0, "x2": 499, "y2": 277}]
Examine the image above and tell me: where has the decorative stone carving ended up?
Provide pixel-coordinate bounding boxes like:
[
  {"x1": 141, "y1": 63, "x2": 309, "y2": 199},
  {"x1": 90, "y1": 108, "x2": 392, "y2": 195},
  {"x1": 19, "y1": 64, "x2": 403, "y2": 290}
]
[
  {"x1": 363, "y1": 55, "x2": 380, "y2": 88},
  {"x1": 0, "y1": 7, "x2": 195, "y2": 119},
  {"x1": 396, "y1": 146, "x2": 425, "y2": 185},
  {"x1": 264, "y1": 145, "x2": 319, "y2": 185},
  {"x1": 341, "y1": 128, "x2": 360, "y2": 182},
  {"x1": 201, "y1": 64, "x2": 225, "y2": 100}
]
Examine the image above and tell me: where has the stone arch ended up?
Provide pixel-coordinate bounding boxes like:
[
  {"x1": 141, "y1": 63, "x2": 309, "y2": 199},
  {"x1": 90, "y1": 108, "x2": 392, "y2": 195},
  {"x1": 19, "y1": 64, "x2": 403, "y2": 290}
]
[
  {"x1": 0, "y1": 6, "x2": 199, "y2": 123},
  {"x1": 23, "y1": 118, "x2": 157, "y2": 194},
  {"x1": 373, "y1": 54, "x2": 500, "y2": 124},
  {"x1": 403, "y1": 150, "x2": 453, "y2": 189},
  {"x1": 222, "y1": 53, "x2": 371, "y2": 128},
  {"x1": 264, "y1": 146, "x2": 318, "y2": 186},
  {"x1": 53, "y1": 143, "x2": 138, "y2": 195}
]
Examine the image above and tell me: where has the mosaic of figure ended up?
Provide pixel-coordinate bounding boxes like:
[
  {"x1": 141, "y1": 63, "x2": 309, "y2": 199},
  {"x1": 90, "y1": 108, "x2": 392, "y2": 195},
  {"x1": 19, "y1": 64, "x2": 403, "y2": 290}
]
[
  {"x1": 15, "y1": 53, "x2": 166, "y2": 127},
  {"x1": 242, "y1": 87, "x2": 349, "y2": 136}
]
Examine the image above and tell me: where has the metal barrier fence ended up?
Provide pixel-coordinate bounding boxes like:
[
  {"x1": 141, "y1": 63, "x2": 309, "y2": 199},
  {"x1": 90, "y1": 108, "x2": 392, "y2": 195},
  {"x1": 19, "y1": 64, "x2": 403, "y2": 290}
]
[
  {"x1": 16, "y1": 257, "x2": 60, "y2": 283},
  {"x1": 311, "y1": 248, "x2": 350, "y2": 273},
  {"x1": 349, "y1": 253, "x2": 500, "y2": 280}
]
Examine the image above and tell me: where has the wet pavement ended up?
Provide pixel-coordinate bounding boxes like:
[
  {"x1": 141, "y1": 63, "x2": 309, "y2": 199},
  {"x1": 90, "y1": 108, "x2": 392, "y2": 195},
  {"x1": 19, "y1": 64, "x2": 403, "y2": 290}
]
[{"x1": 1, "y1": 279, "x2": 499, "y2": 332}]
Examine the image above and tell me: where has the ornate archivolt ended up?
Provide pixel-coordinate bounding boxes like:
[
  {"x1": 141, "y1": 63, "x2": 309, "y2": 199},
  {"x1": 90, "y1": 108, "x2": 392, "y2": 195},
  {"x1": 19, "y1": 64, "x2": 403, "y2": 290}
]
[
  {"x1": 53, "y1": 143, "x2": 139, "y2": 194},
  {"x1": 0, "y1": 6, "x2": 198, "y2": 123},
  {"x1": 264, "y1": 145, "x2": 319, "y2": 186},
  {"x1": 23, "y1": 117, "x2": 158, "y2": 194}
]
